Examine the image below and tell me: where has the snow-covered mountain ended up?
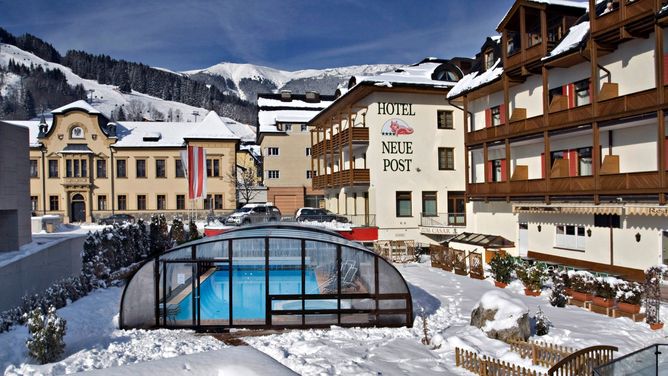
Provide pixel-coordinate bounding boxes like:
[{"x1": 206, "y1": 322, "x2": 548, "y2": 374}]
[
  {"x1": 183, "y1": 62, "x2": 405, "y2": 102},
  {"x1": 0, "y1": 43, "x2": 212, "y2": 122}
]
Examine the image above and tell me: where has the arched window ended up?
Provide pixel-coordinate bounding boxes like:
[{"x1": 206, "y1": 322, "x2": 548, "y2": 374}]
[{"x1": 70, "y1": 126, "x2": 84, "y2": 139}]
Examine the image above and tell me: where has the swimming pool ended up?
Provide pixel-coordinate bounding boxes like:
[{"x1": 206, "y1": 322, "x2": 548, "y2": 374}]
[{"x1": 174, "y1": 266, "x2": 321, "y2": 322}]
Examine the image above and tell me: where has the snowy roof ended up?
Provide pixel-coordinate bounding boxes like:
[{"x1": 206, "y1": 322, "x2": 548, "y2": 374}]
[
  {"x1": 51, "y1": 100, "x2": 102, "y2": 115},
  {"x1": 543, "y1": 21, "x2": 590, "y2": 61},
  {"x1": 2, "y1": 119, "x2": 53, "y2": 147},
  {"x1": 222, "y1": 118, "x2": 256, "y2": 143},
  {"x1": 351, "y1": 61, "x2": 456, "y2": 89},
  {"x1": 182, "y1": 111, "x2": 239, "y2": 140},
  {"x1": 447, "y1": 59, "x2": 504, "y2": 99},
  {"x1": 257, "y1": 97, "x2": 334, "y2": 109},
  {"x1": 240, "y1": 144, "x2": 261, "y2": 158},
  {"x1": 258, "y1": 109, "x2": 321, "y2": 134}
]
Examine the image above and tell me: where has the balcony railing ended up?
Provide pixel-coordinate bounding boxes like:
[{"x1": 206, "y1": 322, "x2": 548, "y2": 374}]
[
  {"x1": 468, "y1": 171, "x2": 664, "y2": 198},
  {"x1": 592, "y1": 0, "x2": 656, "y2": 37},
  {"x1": 312, "y1": 169, "x2": 370, "y2": 189},
  {"x1": 593, "y1": 343, "x2": 668, "y2": 375},
  {"x1": 312, "y1": 127, "x2": 369, "y2": 157},
  {"x1": 419, "y1": 213, "x2": 466, "y2": 227}
]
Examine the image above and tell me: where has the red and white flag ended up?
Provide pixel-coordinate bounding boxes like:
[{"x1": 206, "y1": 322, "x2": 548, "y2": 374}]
[{"x1": 180, "y1": 146, "x2": 207, "y2": 199}]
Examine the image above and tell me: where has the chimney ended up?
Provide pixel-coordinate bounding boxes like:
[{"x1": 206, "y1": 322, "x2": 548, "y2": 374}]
[
  {"x1": 280, "y1": 90, "x2": 292, "y2": 101},
  {"x1": 305, "y1": 91, "x2": 320, "y2": 102}
]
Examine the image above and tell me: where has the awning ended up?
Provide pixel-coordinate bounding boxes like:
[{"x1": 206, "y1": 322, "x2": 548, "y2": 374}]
[
  {"x1": 626, "y1": 206, "x2": 668, "y2": 217},
  {"x1": 513, "y1": 204, "x2": 623, "y2": 215},
  {"x1": 447, "y1": 232, "x2": 514, "y2": 249}
]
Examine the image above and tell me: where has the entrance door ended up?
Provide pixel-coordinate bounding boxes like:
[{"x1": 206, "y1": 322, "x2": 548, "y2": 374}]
[
  {"x1": 519, "y1": 223, "x2": 528, "y2": 257},
  {"x1": 70, "y1": 194, "x2": 85, "y2": 223}
]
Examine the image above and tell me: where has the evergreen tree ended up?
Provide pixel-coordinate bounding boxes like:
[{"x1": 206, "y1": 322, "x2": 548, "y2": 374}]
[
  {"x1": 549, "y1": 273, "x2": 568, "y2": 307},
  {"x1": 25, "y1": 306, "x2": 66, "y2": 364},
  {"x1": 116, "y1": 106, "x2": 126, "y2": 121},
  {"x1": 188, "y1": 221, "x2": 200, "y2": 242},
  {"x1": 534, "y1": 306, "x2": 551, "y2": 336},
  {"x1": 170, "y1": 218, "x2": 186, "y2": 245},
  {"x1": 23, "y1": 90, "x2": 36, "y2": 118}
]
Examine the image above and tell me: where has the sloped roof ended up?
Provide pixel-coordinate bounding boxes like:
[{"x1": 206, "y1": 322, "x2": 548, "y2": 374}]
[
  {"x1": 350, "y1": 59, "x2": 457, "y2": 88},
  {"x1": 257, "y1": 93, "x2": 333, "y2": 135},
  {"x1": 51, "y1": 100, "x2": 102, "y2": 115},
  {"x1": 543, "y1": 21, "x2": 590, "y2": 61},
  {"x1": 447, "y1": 59, "x2": 504, "y2": 99}
]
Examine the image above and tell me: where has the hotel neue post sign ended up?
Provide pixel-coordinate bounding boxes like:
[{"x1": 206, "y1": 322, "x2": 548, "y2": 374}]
[{"x1": 379, "y1": 102, "x2": 415, "y2": 172}]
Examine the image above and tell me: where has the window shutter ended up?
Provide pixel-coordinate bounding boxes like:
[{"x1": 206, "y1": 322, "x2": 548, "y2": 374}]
[
  {"x1": 500, "y1": 159, "x2": 507, "y2": 181},
  {"x1": 568, "y1": 150, "x2": 578, "y2": 176},
  {"x1": 486, "y1": 160, "x2": 493, "y2": 182},
  {"x1": 568, "y1": 84, "x2": 575, "y2": 108},
  {"x1": 540, "y1": 152, "x2": 546, "y2": 178},
  {"x1": 485, "y1": 109, "x2": 492, "y2": 128},
  {"x1": 500, "y1": 105, "x2": 507, "y2": 125}
]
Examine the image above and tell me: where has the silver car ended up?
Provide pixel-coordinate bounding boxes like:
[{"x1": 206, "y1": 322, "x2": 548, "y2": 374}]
[{"x1": 225, "y1": 204, "x2": 282, "y2": 225}]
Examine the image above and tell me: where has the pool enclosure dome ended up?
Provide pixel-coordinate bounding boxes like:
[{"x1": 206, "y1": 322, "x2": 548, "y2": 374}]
[{"x1": 120, "y1": 223, "x2": 413, "y2": 330}]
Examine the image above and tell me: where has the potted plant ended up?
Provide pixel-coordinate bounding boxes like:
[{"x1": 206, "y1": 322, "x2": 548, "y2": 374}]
[
  {"x1": 562, "y1": 272, "x2": 572, "y2": 296},
  {"x1": 488, "y1": 252, "x2": 514, "y2": 288},
  {"x1": 569, "y1": 272, "x2": 594, "y2": 302},
  {"x1": 592, "y1": 278, "x2": 616, "y2": 308},
  {"x1": 516, "y1": 261, "x2": 545, "y2": 296},
  {"x1": 616, "y1": 281, "x2": 643, "y2": 314},
  {"x1": 644, "y1": 266, "x2": 665, "y2": 330}
]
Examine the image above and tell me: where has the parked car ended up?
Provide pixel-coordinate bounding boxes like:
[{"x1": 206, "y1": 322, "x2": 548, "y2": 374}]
[
  {"x1": 225, "y1": 204, "x2": 282, "y2": 226},
  {"x1": 295, "y1": 207, "x2": 349, "y2": 223},
  {"x1": 98, "y1": 213, "x2": 135, "y2": 225}
]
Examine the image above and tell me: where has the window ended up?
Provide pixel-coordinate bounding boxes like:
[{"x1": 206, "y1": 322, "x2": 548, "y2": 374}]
[
  {"x1": 81, "y1": 159, "x2": 87, "y2": 178},
  {"x1": 305, "y1": 147, "x2": 312, "y2": 156},
  {"x1": 156, "y1": 159, "x2": 166, "y2": 178},
  {"x1": 48, "y1": 160, "x2": 59, "y2": 178},
  {"x1": 438, "y1": 148, "x2": 455, "y2": 170},
  {"x1": 284, "y1": 124, "x2": 292, "y2": 132},
  {"x1": 550, "y1": 148, "x2": 592, "y2": 177},
  {"x1": 396, "y1": 191, "x2": 412, "y2": 217},
  {"x1": 136, "y1": 159, "x2": 146, "y2": 178},
  {"x1": 422, "y1": 192, "x2": 437, "y2": 217},
  {"x1": 437, "y1": 110, "x2": 454, "y2": 129},
  {"x1": 301, "y1": 124, "x2": 308, "y2": 132},
  {"x1": 137, "y1": 195, "x2": 146, "y2": 210},
  {"x1": 214, "y1": 194, "x2": 223, "y2": 210},
  {"x1": 484, "y1": 49, "x2": 495, "y2": 70},
  {"x1": 204, "y1": 194, "x2": 212, "y2": 210},
  {"x1": 175, "y1": 160, "x2": 185, "y2": 178},
  {"x1": 97, "y1": 195, "x2": 107, "y2": 210},
  {"x1": 157, "y1": 195, "x2": 166, "y2": 210},
  {"x1": 73, "y1": 160, "x2": 80, "y2": 177},
  {"x1": 117, "y1": 159, "x2": 127, "y2": 178},
  {"x1": 206, "y1": 159, "x2": 220, "y2": 177},
  {"x1": 96, "y1": 160, "x2": 107, "y2": 178},
  {"x1": 490, "y1": 159, "x2": 505, "y2": 182},
  {"x1": 267, "y1": 147, "x2": 279, "y2": 156},
  {"x1": 306, "y1": 170, "x2": 317, "y2": 179},
  {"x1": 507, "y1": 31, "x2": 520, "y2": 55},
  {"x1": 30, "y1": 160, "x2": 38, "y2": 177},
  {"x1": 574, "y1": 79, "x2": 590, "y2": 106},
  {"x1": 176, "y1": 194, "x2": 185, "y2": 210},
  {"x1": 594, "y1": 214, "x2": 621, "y2": 228},
  {"x1": 66, "y1": 160, "x2": 72, "y2": 177},
  {"x1": 30, "y1": 196, "x2": 38, "y2": 212},
  {"x1": 267, "y1": 170, "x2": 280, "y2": 179},
  {"x1": 491, "y1": 106, "x2": 502, "y2": 126},
  {"x1": 448, "y1": 193, "x2": 466, "y2": 225},
  {"x1": 578, "y1": 147, "x2": 592, "y2": 177},
  {"x1": 65, "y1": 159, "x2": 87, "y2": 178},
  {"x1": 117, "y1": 195, "x2": 127, "y2": 211},
  {"x1": 556, "y1": 225, "x2": 586, "y2": 250},
  {"x1": 49, "y1": 195, "x2": 59, "y2": 211}
]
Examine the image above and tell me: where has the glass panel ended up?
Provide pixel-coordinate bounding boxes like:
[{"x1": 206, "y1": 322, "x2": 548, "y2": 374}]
[
  {"x1": 272, "y1": 299, "x2": 302, "y2": 311},
  {"x1": 378, "y1": 314, "x2": 407, "y2": 326},
  {"x1": 162, "y1": 247, "x2": 192, "y2": 260},
  {"x1": 272, "y1": 315, "x2": 302, "y2": 326},
  {"x1": 342, "y1": 298, "x2": 374, "y2": 310},
  {"x1": 305, "y1": 241, "x2": 338, "y2": 295},
  {"x1": 120, "y1": 261, "x2": 156, "y2": 329},
  {"x1": 305, "y1": 299, "x2": 338, "y2": 310},
  {"x1": 163, "y1": 262, "x2": 195, "y2": 327},
  {"x1": 197, "y1": 241, "x2": 229, "y2": 259},
  {"x1": 232, "y1": 239, "x2": 266, "y2": 326},
  {"x1": 378, "y1": 260, "x2": 408, "y2": 294},
  {"x1": 269, "y1": 238, "x2": 303, "y2": 296},
  {"x1": 304, "y1": 314, "x2": 337, "y2": 325},
  {"x1": 379, "y1": 299, "x2": 407, "y2": 309},
  {"x1": 340, "y1": 246, "x2": 375, "y2": 294},
  {"x1": 197, "y1": 261, "x2": 229, "y2": 326},
  {"x1": 341, "y1": 314, "x2": 373, "y2": 325}
]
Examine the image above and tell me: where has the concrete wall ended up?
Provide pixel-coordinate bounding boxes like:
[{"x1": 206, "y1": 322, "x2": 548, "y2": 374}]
[
  {"x1": 0, "y1": 122, "x2": 31, "y2": 251},
  {"x1": 0, "y1": 234, "x2": 85, "y2": 311}
]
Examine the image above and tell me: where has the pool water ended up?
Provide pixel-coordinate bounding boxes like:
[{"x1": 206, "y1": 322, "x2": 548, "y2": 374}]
[{"x1": 174, "y1": 266, "x2": 320, "y2": 322}]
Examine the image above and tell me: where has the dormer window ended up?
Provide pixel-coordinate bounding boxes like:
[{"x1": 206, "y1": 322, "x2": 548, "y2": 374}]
[
  {"x1": 484, "y1": 50, "x2": 495, "y2": 70},
  {"x1": 507, "y1": 31, "x2": 520, "y2": 55},
  {"x1": 70, "y1": 126, "x2": 84, "y2": 139}
]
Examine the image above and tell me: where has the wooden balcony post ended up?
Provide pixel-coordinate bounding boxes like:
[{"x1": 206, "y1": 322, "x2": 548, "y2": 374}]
[
  {"x1": 593, "y1": 121, "x2": 601, "y2": 204},
  {"x1": 348, "y1": 109, "x2": 353, "y2": 186},
  {"x1": 655, "y1": 23, "x2": 664, "y2": 103},
  {"x1": 505, "y1": 138, "x2": 511, "y2": 202},
  {"x1": 589, "y1": 0, "x2": 596, "y2": 32},
  {"x1": 591, "y1": 39, "x2": 599, "y2": 116},
  {"x1": 520, "y1": 5, "x2": 527, "y2": 62},
  {"x1": 659, "y1": 109, "x2": 666, "y2": 204},
  {"x1": 310, "y1": 127, "x2": 315, "y2": 184},
  {"x1": 483, "y1": 142, "x2": 489, "y2": 184},
  {"x1": 503, "y1": 74, "x2": 510, "y2": 128},
  {"x1": 540, "y1": 8, "x2": 548, "y2": 56},
  {"x1": 542, "y1": 66, "x2": 549, "y2": 122},
  {"x1": 544, "y1": 131, "x2": 551, "y2": 204}
]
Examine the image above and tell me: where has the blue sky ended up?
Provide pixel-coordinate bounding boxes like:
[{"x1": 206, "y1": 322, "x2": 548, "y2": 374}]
[{"x1": 1, "y1": 0, "x2": 537, "y2": 71}]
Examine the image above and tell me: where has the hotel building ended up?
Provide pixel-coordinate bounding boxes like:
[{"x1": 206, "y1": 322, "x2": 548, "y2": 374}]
[
  {"x1": 448, "y1": 0, "x2": 668, "y2": 279},
  {"x1": 6, "y1": 100, "x2": 247, "y2": 223},
  {"x1": 257, "y1": 92, "x2": 334, "y2": 215},
  {"x1": 309, "y1": 58, "x2": 474, "y2": 242}
]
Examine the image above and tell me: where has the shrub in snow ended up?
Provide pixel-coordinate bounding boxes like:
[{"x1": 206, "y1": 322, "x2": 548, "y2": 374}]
[
  {"x1": 643, "y1": 266, "x2": 665, "y2": 325},
  {"x1": 549, "y1": 273, "x2": 568, "y2": 307},
  {"x1": 569, "y1": 272, "x2": 595, "y2": 294},
  {"x1": 188, "y1": 220, "x2": 201, "y2": 242},
  {"x1": 150, "y1": 214, "x2": 170, "y2": 256},
  {"x1": 515, "y1": 261, "x2": 546, "y2": 292},
  {"x1": 488, "y1": 252, "x2": 515, "y2": 284},
  {"x1": 616, "y1": 281, "x2": 643, "y2": 305},
  {"x1": 170, "y1": 218, "x2": 186, "y2": 245},
  {"x1": 534, "y1": 306, "x2": 551, "y2": 336},
  {"x1": 470, "y1": 290, "x2": 530, "y2": 341},
  {"x1": 25, "y1": 305, "x2": 66, "y2": 364},
  {"x1": 594, "y1": 278, "x2": 616, "y2": 299}
]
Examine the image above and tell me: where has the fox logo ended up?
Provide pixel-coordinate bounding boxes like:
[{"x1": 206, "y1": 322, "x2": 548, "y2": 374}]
[{"x1": 389, "y1": 120, "x2": 413, "y2": 135}]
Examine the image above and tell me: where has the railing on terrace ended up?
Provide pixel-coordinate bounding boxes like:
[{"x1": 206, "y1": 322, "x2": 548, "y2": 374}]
[
  {"x1": 419, "y1": 212, "x2": 466, "y2": 227},
  {"x1": 281, "y1": 214, "x2": 376, "y2": 227},
  {"x1": 592, "y1": 0, "x2": 656, "y2": 35},
  {"x1": 593, "y1": 343, "x2": 667, "y2": 376}
]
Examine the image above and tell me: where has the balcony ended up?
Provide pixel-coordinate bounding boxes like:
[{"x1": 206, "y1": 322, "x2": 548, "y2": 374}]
[
  {"x1": 598, "y1": 88, "x2": 657, "y2": 119},
  {"x1": 505, "y1": 43, "x2": 546, "y2": 73},
  {"x1": 311, "y1": 127, "x2": 369, "y2": 157},
  {"x1": 468, "y1": 171, "x2": 664, "y2": 199},
  {"x1": 591, "y1": 0, "x2": 656, "y2": 43},
  {"x1": 419, "y1": 213, "x2": 466, "y2": 235},
  {"x1": 312, "y1": 169, "x2": 370, "y2": 190},
  {"x1": 467, "y1": 114, "x2": 545, "y2": 145}
]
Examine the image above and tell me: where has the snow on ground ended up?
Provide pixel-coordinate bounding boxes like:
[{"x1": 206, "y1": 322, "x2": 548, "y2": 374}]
[
  {"x1": 245, "y1": 261, "x2": 667, "y2": 375},
  {"x1": 0, "y1": 288, "x2": 226, "y2": 375}
]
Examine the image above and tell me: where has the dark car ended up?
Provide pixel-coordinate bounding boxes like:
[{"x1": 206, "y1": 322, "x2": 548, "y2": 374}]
[
  {"x1": 295, "y1": 208, "x2": 349, "y2": 223},
  {"x1": 98, "y1": 213, "x2": 135, "y2": 225}
]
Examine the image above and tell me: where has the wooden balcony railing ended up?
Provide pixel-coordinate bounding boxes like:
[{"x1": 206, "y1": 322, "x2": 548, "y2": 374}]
[
  {"x1": 592, "y1": 0, "x2": 656, "y2": 37},
  {"x1": 311, "y1": 127, "x2": 369, "y2": 157},
  {"x1": 468, "y1": 171, "x2": 664, "y2": 199},
  {"x1": 312, "y1": 169, "x2": 370, "y2": 189},
  {"x1": 505, "y1": 42, "x2": 547, "y2": 71}
]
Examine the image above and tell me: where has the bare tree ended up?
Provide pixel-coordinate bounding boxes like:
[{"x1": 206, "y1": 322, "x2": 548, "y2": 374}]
[
  {"x1": 230, "y1": 167, "x2": 260, "y2": 206},
  {"x1": 126, "y1": 99, "x2": 146, "y2": 121}
]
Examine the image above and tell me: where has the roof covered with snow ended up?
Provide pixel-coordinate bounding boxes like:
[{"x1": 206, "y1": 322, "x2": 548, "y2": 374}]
[
  {"x1": 350, "y1": 60, "x2": 457, "y2": 89},
  {"x1": 258, "y1": 110, "x2": 320, "y2": 134},
  {"x1": 51, "y1": 100, "x2": 102, "y2": 115},
  {"x1": 543, "y1": 21, "x2": 590, "y2": 61},
  {"x1": 257, "y1": 93, "x2": 334, "y2": 135},
  {"x1": 447, "y1": 59, "x2": 504, "y2": 99},
  {"x1": 257, "y1": 96, "x2": 334, "y2": 109}
]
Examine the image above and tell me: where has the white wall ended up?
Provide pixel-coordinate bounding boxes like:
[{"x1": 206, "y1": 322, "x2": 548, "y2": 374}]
[
  {"x1": 511, "y1": 140, "x2": 544, "y2": 180},
  {"x1": 599, "y1": 33, "x2": 656, "y2": 96},
  {"x1": 510, "y1": 75, "x2": 543, "y2": 118},
  {"x1": 470, "y1": 149, "x2": 485, "y2": 183},
  {"x1": 466, "y1": 201, "x2": 519, "y2": 254},
  {"x1": 605, "y1": 122, "x2": 658, "y2": 173},
  {"x1": 549, "y1": 61, "x2": 591, "y2": 90},
  {"x1": 469, "y1": 91, "x2": 504, "y2": 131}
]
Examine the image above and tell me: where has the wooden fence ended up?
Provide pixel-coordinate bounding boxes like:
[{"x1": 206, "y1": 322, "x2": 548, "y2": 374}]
[
  {"x1": 374, "y1": 240, "x2": 416, "y2": 263},
  {"x1": 547, "y1": 346, "x2": 617, "y2": 376},
  {"x1": 455, "y1": 347, "x2": 545, "y2": 376},
  {"x1": 508, "y1": 340, "x2": 575, "y2": 368},
  {"x1": 430, "y1": 245, "x2": 484, "y2": 279}
]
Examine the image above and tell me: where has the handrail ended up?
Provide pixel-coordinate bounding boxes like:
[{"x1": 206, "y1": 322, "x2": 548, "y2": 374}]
[{"x1": 548, "y1": 345, "x2": 618, "y2": 376}]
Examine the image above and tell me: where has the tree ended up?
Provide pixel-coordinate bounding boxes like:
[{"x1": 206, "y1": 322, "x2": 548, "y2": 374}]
[
  {"x1": 170, "y1": 218, "x2": 186, "y2": 245},
  {"x1": 549, "y1": 272, "x2": 568, "y2": 307},
  {"x1": 118, "y1": 69, "x2": 131, "y2": 94},
  {"x1": 126, "y1": 99, "x2": 146, "y2": 121},
  {"x1": 115, "y1": 106, "x2": 126, "y2": 121},
  {"x1": 149, "y1": 214, "x2": 170, "y2": 256},
  {"x1": 25, "y1": 306, "x2": 66, "y2": 364},
  {"x1": 232, "y1": 167, "x2": 259, "y2": 206},
  {"x1": 23, "y1": 90, "x2": 36, "y2": 119},
  {"x1": 534, "y1": 306, "x2": 551, "y2": 336}
]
